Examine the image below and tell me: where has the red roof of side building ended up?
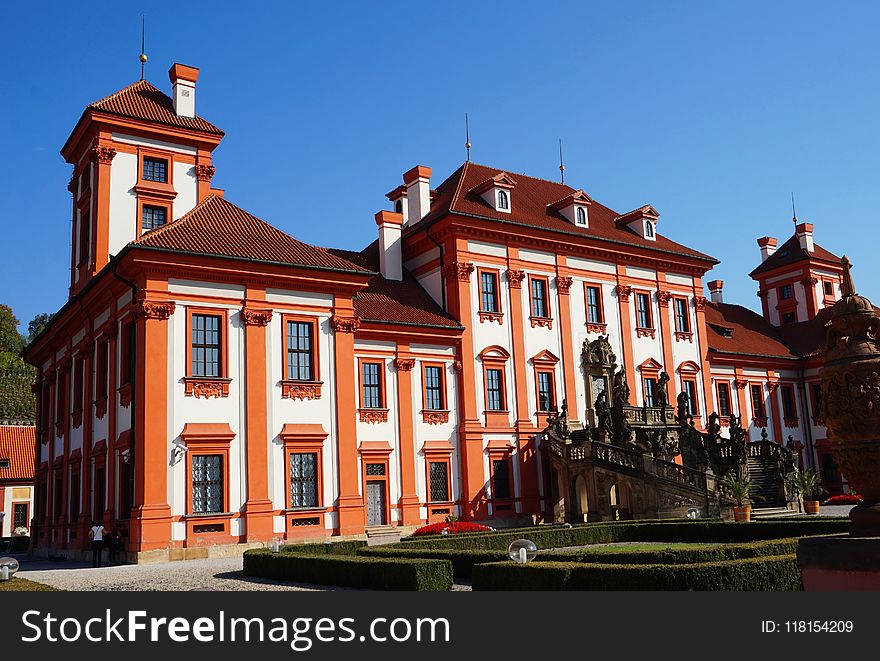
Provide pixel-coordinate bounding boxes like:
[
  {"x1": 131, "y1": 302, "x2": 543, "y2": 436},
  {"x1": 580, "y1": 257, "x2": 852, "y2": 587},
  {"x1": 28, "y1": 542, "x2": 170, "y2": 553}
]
[
  {"x1": 132, "y1": 195, "x2": 372, "y2": 274},
  {"x1": 330, "y1": 245, "x2": 463, "y2": 330},
  {"x1": 87, "y1": 79, "x2": 224, "y2": 135},
  {"x1": 749, "y1": 234, "x2": 843, "y2": 277},
  {"x1": 413, "y1": 162, "x2": 717, "y2": 264},
  {"x1": 0, "y1": 426, "x2": 35, "y2": 482},
  {"x1": 705, "y1": 302, "x2": 800, "y2": 360}
]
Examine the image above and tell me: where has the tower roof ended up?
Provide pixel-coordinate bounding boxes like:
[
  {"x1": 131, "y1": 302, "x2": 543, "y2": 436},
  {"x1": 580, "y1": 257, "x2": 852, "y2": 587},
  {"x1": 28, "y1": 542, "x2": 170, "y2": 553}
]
[
  {"x1": 0, "y1": 425, "x2": 35, "y2": 482},
  {"x1": 749, "y1": 233, "x2": 842, "y2": 277}
]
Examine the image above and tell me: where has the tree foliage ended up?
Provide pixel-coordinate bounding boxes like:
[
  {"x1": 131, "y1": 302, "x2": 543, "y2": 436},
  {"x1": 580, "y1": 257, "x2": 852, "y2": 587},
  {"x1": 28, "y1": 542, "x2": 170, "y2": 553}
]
[
  {"x1": 0, "y1": 304, "x2": 23, "y2": 355},
  {"x1": 26, "y1": 312, "x2": 54, "y2": 344}
]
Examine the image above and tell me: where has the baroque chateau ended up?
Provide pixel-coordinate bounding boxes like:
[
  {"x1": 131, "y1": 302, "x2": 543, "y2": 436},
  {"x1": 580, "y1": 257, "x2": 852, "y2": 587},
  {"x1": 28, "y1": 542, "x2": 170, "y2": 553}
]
[{"x1": 25, "y1": 63, "x2": 848, "y2": 559}]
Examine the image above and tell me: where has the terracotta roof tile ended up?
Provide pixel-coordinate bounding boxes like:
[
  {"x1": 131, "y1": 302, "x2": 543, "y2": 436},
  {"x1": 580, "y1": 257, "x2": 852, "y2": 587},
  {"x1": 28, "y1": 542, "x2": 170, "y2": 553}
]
[
  {"x1": 412, "y1": 162, "x2": 717, "y2": 263},
  {"x1": 0, "y1": 425, "x2": 35, "y2": 482},
  {"x1": 749, "y1": 234, "x2": 842, "y2": 277},
  {"x1": 705, "y1": 302, "x2": 799, "y2": 359},
  {"x1": 331, "y1": 246, "x2": 462, "y2": 329},
  {"x1": 88, "y1": 79, "x2": 223, "y2": 135},
  {"x1": 132, "y1": 195, "x2": 371, "y2": 273}
]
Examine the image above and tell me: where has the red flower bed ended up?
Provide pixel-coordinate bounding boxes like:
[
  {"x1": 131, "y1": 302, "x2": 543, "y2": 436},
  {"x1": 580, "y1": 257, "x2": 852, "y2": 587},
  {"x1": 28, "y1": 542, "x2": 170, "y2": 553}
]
[
  {"x1": 411, "y1": 521, "x2": 492, "y2": 537},
  {"x1": 822, "y1": 494, "x2": 863, "y2": 505}
]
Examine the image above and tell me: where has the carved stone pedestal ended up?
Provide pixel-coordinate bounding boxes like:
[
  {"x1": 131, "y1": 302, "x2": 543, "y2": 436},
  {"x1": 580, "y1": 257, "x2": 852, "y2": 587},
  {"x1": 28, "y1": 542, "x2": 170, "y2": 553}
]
[{"x1": 797, "y1": 535, "x2": 880, "y2": 591}]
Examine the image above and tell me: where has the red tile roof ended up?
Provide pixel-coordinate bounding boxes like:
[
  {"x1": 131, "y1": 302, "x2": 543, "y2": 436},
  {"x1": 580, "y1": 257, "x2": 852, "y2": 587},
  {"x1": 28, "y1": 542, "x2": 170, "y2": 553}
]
[
  {"x1": 413, "y1": 162, "x2": 717, "y2": 264},
  {"x1": 749, "y1": 234, "x2": 842, "y2": 277},
  {"x1": 88, "y1": 79, "x2": 224, "y2": 135},
  {"x1": 705, "y1": 302, "x2": 800, "y2": 360},
  {"x1": 331, "y1": 245, "x2": 463, "y2": 329},
  {"x1": 0, "y1": 426, "x2": 35, "y2": 482},
  {"x1": 132, "y1": 195, "x2": 371, "y2": 273}
]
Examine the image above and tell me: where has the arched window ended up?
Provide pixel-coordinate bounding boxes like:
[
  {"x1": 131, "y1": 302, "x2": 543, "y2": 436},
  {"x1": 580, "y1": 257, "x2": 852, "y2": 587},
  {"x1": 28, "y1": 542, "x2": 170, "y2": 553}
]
[
  {"x1": 394, "y1": 199, "x2": 402, "y2": 213},
  {"x1": 576, "y1": 206, "x2": 587, "y2": 225},
  {"x1": 645, "y1": 221, "x2": 655, "y2": 238},
  {"x1": 498, "y1": 190, "x2": 509, "y2": 210}
]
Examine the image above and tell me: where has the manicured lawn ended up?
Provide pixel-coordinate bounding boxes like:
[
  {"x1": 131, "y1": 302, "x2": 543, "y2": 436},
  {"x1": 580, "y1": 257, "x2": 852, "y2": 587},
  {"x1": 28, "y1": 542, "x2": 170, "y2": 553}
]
[{"x1": 0, "y1": 577, "x2": 60, "y2": 591}]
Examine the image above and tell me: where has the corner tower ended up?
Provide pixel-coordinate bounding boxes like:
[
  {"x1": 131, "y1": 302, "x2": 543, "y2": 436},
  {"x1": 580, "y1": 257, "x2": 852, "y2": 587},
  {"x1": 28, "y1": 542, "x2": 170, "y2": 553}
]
[{"x1": 60, "y1": 64, "x2": 224, "y2": 298}]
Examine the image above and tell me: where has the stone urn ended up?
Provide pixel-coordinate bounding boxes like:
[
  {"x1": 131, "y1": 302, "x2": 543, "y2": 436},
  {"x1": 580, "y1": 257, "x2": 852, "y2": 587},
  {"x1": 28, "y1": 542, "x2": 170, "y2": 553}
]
[{"x1": 819, "y1": 257, "x2": 880, "y2": 536}]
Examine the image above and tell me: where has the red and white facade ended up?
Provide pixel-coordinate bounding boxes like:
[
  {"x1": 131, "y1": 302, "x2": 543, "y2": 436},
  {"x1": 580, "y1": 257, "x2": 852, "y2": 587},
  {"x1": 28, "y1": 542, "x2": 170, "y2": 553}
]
[{"x1": 25, "y1": 63, "x2": 846, "y2": 560}]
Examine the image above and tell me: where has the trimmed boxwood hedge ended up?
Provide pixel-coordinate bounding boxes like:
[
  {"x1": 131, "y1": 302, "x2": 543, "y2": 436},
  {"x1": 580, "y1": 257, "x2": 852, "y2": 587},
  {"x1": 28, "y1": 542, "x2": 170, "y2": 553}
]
[
  {"x1": 278, "y1": 540, "x2": 367, "y2": 556},
  {"x1": 472, "y1": 554, "x2": 803, "y2": 591},
  {"x1": 243, "y1": 549, "x2": 452, "y2": 591},
  {"x1": 357, "y1": 537, "x2": 804, "y2": 578},
  {"x1": 399, "y1": 519, "x2": 850, "y2": 552}
]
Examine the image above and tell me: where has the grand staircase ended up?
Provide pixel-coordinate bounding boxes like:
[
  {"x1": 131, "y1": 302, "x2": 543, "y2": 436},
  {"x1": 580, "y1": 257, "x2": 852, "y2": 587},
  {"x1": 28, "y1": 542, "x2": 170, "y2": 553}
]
[{"x1": 747, "y1": 455, "x2": 785, "y2": 508}]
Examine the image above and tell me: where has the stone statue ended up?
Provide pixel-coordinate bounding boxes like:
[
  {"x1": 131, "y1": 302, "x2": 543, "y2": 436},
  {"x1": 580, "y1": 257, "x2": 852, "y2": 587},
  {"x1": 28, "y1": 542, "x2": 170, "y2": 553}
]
[
  {"x1": 612, "y1": 369, "x2": 630, "y2": 408},
  {"x1": 595, "y1": 389, "x2": 613, "y2": 440},
  {"x1": 655, "y1": 372, "x2": 670, "y2": 408},
  {"x1": 676, "y1": 390, "x2": 691, "y2": 424},
  {"x1": 582, "y1": 334, "x2": 617, "y2": 368}
]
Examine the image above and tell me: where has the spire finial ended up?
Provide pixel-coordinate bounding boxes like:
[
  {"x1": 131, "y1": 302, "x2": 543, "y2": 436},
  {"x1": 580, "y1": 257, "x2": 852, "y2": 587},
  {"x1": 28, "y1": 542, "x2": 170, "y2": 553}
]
[
  {"x1": 558, "y1": 139, "x2": 565, "y2": 183},
  {"x1": 139, "y1": 15, "x2": 148, "y2": 80},
  {"x1": 791, "y1": 191, "x2": 798, "y2": 224},
  {"x1": 464, "y1": 112, "x2": 471, "y2": 162},
  {"x1": 841, "y1": 256, "x2": 856, "y2": 297}
]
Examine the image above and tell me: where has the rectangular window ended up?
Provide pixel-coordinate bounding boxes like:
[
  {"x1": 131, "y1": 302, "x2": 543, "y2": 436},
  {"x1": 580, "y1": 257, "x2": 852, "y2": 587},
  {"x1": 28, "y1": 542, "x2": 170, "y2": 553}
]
[
  {"x1": 119, "y1": 459, "x2": 132, "y2": 519},
  {"x1": 289, "y1": 452, "x2": 318, "y2": 508},
  {"x1": 537, "y1": 370, "x2": 555, "y2": 412},
  {"x1": 54, "y1": 476, "x2": 62, "y2": 521},
  {"x1": 142, "y1": 205, "x2": 167, "y2": 231},
  {"x1": 191, "y1": 314, "x2": 221, "y2": 378},
  {"x1": 361, "y1": 362, "x2": 383, "y2": 409},
  {"x1": 120, "y1": 322, "x2": 135, "y2": 385},
  {"x1": 782, "y1": 311, "x2": 796, "y2": 324},
  {"x1": 644, "y1": 378, "x2": 657, "y2": 407},
  {"x1": 13, "y1": 503, "x2": 28, "y2": 530},
  {"x1": 486, "y1": 368, "x2": 504, "y2": 411},
  {"x1": 716, "y1": 382, "x2": 732, "y2": 417},
  {"x1": 192, "y1": 454, "x2": 223, "y2": 514},
  {"x1": 96, "y1": 340, "x2": 108, "y2": 400},
  {"x1": 78, "y1": 211, "x2": 90, "y2": 265},
  {"x1": 811, "y1": 383, "x2": 822, "y2": 417},
  {"x1": 751, "y1": 384, "x2": 766, "y2": 418},
  {"x1": 823, "y1": 281, "x2": 834, "y2": 296},
  {"x1": 682, "y1": 379, "x2": 698, "y2": 416},
  {"x1": 780, "y1": 284, "x2": 794, "y2": 300},
  {"x1": 73, "y1": 357, "x2": 84, "y2": 416},
  {"x1": 480, "y1": 271, "x2": 499, "y2": 313},
  {"x1": 423, "y1": 365, "x2": 444, "y2": 410},
  {"x1": 56, "y1": 369, "x2": 68, "y2": 426},
  {"x1": 492, "y1": 459, "x2": 511, "y2": 499},
  {"x1": 782, "y1": 385, "x2": 797, "y2": 418},
  {"x1": 0, "y1": 459, "x2": 8, "y2": 469},
  {"x1": 286, "y1": 320, "x2": 314, "y2": 381},
  {"x1": 142, "y1": 157, "x2": 168, "y2": 183},
  {"x1": 69, "y1": 471, "x2": 80, "y2": 522},
  {"x1": 530, "y1": 277, "x2": 549, "y2": 318},
  {"x1": 674, "y1": 298, "x2": 690, "y2": 333},
  {"x1": 586, "y1": 285, "x2": 603, "y2": 324},
  {"x1": 636, "y1": 293, "x2": 653, "y2": 329},
  {"x1": 428, "y1": 461, "x2": 450, "y2": 502},
  {"x1": 94, "y1": 467, "x2": 105, "y2": 518}
]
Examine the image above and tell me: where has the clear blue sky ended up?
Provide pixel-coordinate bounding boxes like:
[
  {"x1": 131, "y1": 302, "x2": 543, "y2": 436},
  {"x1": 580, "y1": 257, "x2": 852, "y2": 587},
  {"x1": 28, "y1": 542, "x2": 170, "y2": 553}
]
[{"x1": 3, "y1": 1, "x2": 879, "y2": 333}]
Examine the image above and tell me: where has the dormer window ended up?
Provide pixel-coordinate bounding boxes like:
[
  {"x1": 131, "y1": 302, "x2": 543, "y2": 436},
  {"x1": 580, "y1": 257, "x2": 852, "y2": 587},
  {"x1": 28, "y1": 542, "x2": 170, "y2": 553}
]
[
  {"x1": 394, "y1": 199, "x2": 403, "y2": 214},
  {"x1": 616, "y1": 205, "x2": 660, "y2": 241},
  {"x1": 498, "y1": 190, "x2": 509, "y2": 210},
  {"x1": 576, "y1": 206, "x2": 587, "y2": 225},
  {"x1": 143, "y1": 157, "x2": 168, "y2": 183},
  {"x1": 645, "y1": 221, "x2": 655, "y2": 238},
  {"x1": 470, "y1": 172, "x2": 516, "y2": 214},
  {"x1": 548, "y1": 190, "x2": 593, "y2": 228}
]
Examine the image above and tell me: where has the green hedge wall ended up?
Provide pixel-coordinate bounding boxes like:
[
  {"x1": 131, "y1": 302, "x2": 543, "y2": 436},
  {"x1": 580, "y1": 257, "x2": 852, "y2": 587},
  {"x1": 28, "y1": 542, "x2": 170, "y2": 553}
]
[
  {"x1": 278, "y1": 540, "x2": 367, "y2": 556},
  {"x1": 358, "y1": 547, "x2": 509, "y2": 578},
  {"x1": 399, "y1": 519, "x2": 850, "y2": 552},
  {"x1": 472, "y1": 554, "x2": 803, "y2": 591},
  {"x1": 243, "y1": 549, "x2": 452, "y2": 591}
]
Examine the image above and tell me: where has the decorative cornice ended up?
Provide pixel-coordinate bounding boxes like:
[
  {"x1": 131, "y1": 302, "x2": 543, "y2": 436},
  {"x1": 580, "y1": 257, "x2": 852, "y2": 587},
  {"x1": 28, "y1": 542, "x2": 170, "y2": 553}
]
[
  {"x1": 394, "y1": 358, "x2": 416, "y2": 372},
  {"x1": 556, "y1": 276, "x2": 574, "y2": 295},
  {"x1": 479, "y1": 311, "x2": 504, "y2": 325},
  {"x1": 95, "y1": 397, "x2": 108, "y2": 420},
  {"x1": 586, "y1": 322, "x2": 608, "y2": 334},
  {"x1": 693, "y1": 295, "x2": 708, "y2": 311},
  {"x1": 72, "y1": 410, "x2": 83, "y2": 430},
  {"x1": 656, "y1": 290, "x2": 673, "y2": 307},
  {"x1": 136, "y1": 300, "x2": 176, "y2": 321},
  {"x1": 636, "y1": 327, "x2": 656, "y2": 339},
  {"x1": 616, "y1": 285, "x2": 633, "y2": 301},
  {"x1": 422, "y1": 410, "x2": 450, "y2": 425},
  {"x1": 184, "y1": 377, "x2": 231, "y2": 399},
  {"x1": 359, "y1": 409, "x2": 389, "y2": 424},
  {"x1": 733, "y1": 379, "x2": 749, "y2": 390},
  {"x1": 442, "y1": 261, "x2": 475, "y2": 282},
  {"x1": 784, "y1": 416, "x2": 800, "y2": 428},
  {"x1": 530, "y1": 317, "x2": 553, "y2": 330},
  {"x1": 331, "y1": 316, "x2": 360, "y2": 334},
  {"x1": 90, "y1": 145, "x2": 117, "y2": 165},
  {"x1": 674, "y1": 331, "x2": 694, "y2": 343},
  {"x1": 281, "y1": 381, "x2": 322, "y2": 400},
  {"x1": 752, "y1": 416, "x2": 768, "y2": 428},
  {"x1": 505, "y1": 269, "x2": 526, "y2": 288},
  {"x1": 119, "y1": 383, "x2": 132, "y2": 408},
  {"x1": 240, "y1": 308, "x2": 273, "y2": 326},
  {"x1": 766, "y1": 382, "x2": 780, "y2": 393},
  {"x1": 195, "y1": 164, "x2": 216, "y2": 182},
  {"x1": 801, "y1": 277, "x2": 819, "y2": 287}
]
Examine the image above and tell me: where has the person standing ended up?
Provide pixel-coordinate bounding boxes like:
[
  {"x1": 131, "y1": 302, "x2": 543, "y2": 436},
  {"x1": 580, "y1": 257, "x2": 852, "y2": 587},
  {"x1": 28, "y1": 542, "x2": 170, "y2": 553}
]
[
  {"x1": 88, "y1": 521, "x2": 105, "y2": 568},
  {"x1": 105, "y1": 528, "x2": 119, "y2": 564}
]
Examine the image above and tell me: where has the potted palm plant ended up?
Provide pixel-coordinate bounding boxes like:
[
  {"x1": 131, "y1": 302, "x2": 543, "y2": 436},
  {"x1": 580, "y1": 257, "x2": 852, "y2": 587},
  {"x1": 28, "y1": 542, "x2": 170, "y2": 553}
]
[
  {"x1": 788, "y1": 469, "x2": 821, "y2": 514},
  {"x1": 721, "y1": 471, "x2": 754, "y2": 522}
]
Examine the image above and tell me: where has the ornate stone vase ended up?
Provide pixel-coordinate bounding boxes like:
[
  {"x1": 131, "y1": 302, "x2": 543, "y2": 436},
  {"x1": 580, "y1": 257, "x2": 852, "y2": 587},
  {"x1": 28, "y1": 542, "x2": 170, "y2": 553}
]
[{"x1": 819, "y1": 258, "x2": 880, "y2": 536}]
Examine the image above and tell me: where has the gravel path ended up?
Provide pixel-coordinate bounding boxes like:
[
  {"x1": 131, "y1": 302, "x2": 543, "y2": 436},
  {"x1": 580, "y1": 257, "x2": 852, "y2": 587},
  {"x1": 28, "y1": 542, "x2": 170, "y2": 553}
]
[{"x1": 16, "y1": 556, "x2": 337, "y2": 592}]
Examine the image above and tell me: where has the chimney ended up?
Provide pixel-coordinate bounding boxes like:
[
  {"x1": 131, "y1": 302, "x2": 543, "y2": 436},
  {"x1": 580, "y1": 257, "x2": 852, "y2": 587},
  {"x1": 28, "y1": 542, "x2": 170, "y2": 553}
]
[
  {"x1": 757, "y1": 236, "x2": 778, "y2": 262},
  {"x1": 375, "y1": 210, "x2": 404, "y2": 281},
  {"x1": 707, "y1": 280, "x2": 724, "y2": 304},
  {"x1": 795, "y1": 222, "x2": 814, "y2": 253},
  {"x1": 168, "y1": 63, "x2": 199, "y2": 118},
  {"x1": 403, "y1": 165, "x2": 432, "y2": 226},
  {"x1": 385, "y1": 186, "x2": 408, "y2": 224}
]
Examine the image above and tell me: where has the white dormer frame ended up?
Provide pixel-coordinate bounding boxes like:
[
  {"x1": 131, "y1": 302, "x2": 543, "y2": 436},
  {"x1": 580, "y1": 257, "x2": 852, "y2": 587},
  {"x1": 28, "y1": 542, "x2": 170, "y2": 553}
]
[
  {"x1": 548, "y1": 190, "x2": 593, "y2": 228},
  {"x1": 616, "y1": 205, "x2": 660, "y2": 242},
  {"x1": 470, "y1": 173, "x2": 517, "y2": 214}
]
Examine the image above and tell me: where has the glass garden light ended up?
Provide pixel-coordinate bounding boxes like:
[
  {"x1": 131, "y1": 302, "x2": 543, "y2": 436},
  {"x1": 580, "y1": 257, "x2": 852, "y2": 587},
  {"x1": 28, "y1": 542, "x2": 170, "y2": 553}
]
[
  {"x1": 508, "y1": 539, "x2": 537, "y2": 564},
  {"x1": 0, "y1": 557, "x2": 20, "y2": 581}
]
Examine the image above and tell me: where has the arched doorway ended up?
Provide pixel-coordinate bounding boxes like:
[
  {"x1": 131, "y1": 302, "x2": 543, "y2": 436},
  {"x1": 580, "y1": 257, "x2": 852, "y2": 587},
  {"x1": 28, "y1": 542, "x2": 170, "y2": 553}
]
[{"x1": 574, "y1": 475, "x2": 589, "y2": 522}]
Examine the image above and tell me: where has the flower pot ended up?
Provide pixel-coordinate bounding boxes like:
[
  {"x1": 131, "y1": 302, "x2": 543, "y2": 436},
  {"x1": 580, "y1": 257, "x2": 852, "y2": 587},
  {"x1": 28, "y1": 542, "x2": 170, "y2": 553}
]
[
  {"x1": 733, "y1": 505, "x2": 751, "y2": 522},
  {"x1": 804, "y1": 500, "x2": 820, "y2": 515}
]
